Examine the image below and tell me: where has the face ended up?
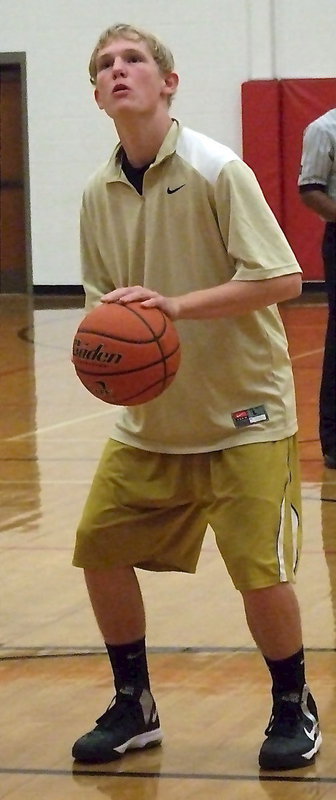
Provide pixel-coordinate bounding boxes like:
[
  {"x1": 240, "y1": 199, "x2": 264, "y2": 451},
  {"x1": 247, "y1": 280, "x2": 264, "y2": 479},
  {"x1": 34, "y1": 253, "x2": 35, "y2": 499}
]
[{"x1": 94, "y1": 37, "x2": 177, "y2": 119}]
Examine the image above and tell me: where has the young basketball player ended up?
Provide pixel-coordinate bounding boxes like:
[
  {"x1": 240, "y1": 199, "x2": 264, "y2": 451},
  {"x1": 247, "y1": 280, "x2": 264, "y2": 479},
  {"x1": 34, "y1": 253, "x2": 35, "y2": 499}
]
[{"x1": 71, "y1": 23, "x2": 321, "y2": 771}]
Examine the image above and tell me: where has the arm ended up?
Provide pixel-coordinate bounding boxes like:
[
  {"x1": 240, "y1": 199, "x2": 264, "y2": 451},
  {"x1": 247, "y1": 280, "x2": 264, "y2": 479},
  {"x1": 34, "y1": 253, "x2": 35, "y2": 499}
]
[
  {"x1": 300, "y1": 188, "x2": 336, "y2": 222},
  {"x1": 80, "y1": 195, "x2": 116, "y2": 311},
  {"x1": 166, "y1": 272, "x2": 302, "y2": 319},
  {"x1": 100, "y1": 273, "x2": 302, "y2": 321},
  {"x1": 298, "y1": 119, "x2": 335, "y2": 220}
]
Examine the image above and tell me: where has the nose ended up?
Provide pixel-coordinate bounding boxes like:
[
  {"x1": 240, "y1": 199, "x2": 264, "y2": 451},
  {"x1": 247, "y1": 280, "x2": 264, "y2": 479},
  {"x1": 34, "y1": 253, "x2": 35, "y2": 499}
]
[{"x1": 112, "y1": 57, "x2": 127, "y2": 79}]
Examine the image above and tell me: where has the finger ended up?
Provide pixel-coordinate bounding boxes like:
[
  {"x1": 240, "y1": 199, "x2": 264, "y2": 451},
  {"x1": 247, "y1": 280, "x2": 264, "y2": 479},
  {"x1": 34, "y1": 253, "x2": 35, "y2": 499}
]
[
  {"x1": 117, "y1": 292, "x2": 147, "y2": 303},
  {"x1": 118, "y1": 289, "x2": 159, "y2": 304},
  {"x1": 140, "y1": 297, "x2": 160, "y2": 307},
  {"x1": 101, "y1": 288, "x2": 134, "y2": 303}
]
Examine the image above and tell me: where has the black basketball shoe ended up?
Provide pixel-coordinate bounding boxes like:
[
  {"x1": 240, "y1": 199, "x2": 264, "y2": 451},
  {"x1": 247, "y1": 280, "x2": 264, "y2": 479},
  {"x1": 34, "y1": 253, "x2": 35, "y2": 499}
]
[
  {"x1": 324, "y1": 452, "x2": 336, "y2": 469},
  {"x1": 259, "y1": 684, "x2": 322, "y2": 770},
  {"x1": 72, "y1": 686, "x2": 163, "y2": 763}
]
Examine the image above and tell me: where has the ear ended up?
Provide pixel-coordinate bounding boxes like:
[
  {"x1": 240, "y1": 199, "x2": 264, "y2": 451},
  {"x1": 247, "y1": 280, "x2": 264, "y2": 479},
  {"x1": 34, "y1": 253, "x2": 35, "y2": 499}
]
[
  {"x1": 163, "y1": 71, "x2": 179, "y2": 101},
  {"x1": 94, "y1": 87, "x2": 104, "y2": 110}
]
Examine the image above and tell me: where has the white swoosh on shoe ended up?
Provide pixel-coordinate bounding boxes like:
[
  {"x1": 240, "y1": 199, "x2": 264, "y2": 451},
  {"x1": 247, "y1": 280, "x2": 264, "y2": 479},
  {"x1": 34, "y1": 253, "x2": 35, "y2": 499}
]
[{"x1": 304, "y1": 724, "x2": 318, "y2": 741}]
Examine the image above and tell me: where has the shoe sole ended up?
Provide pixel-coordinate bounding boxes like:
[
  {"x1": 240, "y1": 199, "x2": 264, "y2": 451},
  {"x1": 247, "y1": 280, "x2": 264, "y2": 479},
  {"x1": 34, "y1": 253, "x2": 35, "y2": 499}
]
[
  {"x1": 115, "y1": 727, "x2": 164, "y2": 756},
  {"x1": 72, "y1": 727, "x2": 163, "y2": 764},
  {"x1": 259, "y1": 731, "x2": 322, "y2": 771}
]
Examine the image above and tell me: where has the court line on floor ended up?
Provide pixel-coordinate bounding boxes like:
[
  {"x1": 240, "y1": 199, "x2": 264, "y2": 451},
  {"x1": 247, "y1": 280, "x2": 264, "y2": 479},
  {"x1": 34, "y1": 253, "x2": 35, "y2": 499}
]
[
  {"x1": 5, "y1": 408, "x2": 116, "y2": 442},
  {"x1": 1, "y1": 645, "x2": 335, "y2": 660},
  {"x1": 292, "y1": 348, "x2": 324, "y2": 361},
  {"x1": 0, "y1": 479, "x2": 92, "y2": 484},
  {"x1": 0, "y1": 765, "x2": 334, "y2": 783},
  {"x1": 291, "y1": 348, "x2": 324, "y2": 361}
]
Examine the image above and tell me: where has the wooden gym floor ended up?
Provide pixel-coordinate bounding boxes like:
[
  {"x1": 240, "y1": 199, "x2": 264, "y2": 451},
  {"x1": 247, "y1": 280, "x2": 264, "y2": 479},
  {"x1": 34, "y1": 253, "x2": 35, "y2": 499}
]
[{"x1": 0, "y1": 292, "x2": 336, "y2": 799}]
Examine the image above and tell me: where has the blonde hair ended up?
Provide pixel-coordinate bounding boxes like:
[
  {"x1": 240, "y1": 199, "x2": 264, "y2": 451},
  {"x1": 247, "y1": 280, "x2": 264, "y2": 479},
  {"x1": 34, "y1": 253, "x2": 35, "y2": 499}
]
[{"x1": 89, "y1": 23, "x2": 175, "y2": 86}]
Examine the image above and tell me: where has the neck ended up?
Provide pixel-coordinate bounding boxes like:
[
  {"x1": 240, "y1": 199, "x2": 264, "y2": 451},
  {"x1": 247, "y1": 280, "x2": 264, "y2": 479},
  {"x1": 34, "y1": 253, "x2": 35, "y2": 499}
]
[{"x1": 115, "y1": 110, "x2": 173, "y2": 168}]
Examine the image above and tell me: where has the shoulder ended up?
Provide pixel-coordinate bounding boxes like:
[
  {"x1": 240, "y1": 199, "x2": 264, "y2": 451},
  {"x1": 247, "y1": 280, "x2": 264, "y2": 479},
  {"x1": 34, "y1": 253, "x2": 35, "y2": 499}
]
[
  {"x1": 176, "y1": 125, "x2": 241, "y2": 183},
  {"x1": 304, "y1": 108, "x2": 336, "y2": 137},
  {"x1": 82, "y1": 143, "x2": 121, "y2": 201},
  {"x1": 82, "y1": 159, "x2": 113, "y2": 196}
]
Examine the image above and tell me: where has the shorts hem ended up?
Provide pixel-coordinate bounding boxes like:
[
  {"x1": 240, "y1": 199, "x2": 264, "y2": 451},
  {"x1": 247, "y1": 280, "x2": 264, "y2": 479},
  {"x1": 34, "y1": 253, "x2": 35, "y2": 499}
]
[
  {"x1": 72, "y1": 556, "x2": 197, "y2": 574},
  {"x1": 236, "y1": 576, "x2": 297, "y2": 592}
]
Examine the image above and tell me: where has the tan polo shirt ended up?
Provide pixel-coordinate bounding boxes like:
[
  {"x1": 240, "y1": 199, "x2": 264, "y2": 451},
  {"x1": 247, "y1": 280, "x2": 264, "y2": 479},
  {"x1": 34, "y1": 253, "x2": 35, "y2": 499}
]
[{"x1": 80, "y1": 121, "x2": 302, "y2": 453}]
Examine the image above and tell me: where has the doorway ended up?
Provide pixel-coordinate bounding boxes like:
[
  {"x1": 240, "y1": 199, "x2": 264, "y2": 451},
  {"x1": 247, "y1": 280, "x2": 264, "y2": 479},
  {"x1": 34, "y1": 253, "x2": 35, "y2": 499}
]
[{"x1": 0, "y1": 54, "x2": 32, "y2": 293}]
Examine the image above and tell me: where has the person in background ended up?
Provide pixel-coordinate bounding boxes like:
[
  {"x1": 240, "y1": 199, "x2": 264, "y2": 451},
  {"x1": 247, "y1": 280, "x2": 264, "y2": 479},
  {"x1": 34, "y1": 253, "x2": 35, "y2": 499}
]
[
  {"x1": 71, "y1": 23, "x2": 321, "y2": 771},
  {"x1": 298, "y1": 108, "x2": 336, "y2": 469}
]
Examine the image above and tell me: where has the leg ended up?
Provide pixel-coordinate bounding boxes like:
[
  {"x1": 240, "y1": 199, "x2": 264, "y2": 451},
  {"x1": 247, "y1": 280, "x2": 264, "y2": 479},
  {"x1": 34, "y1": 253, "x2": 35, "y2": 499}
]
[
  {"x1": 209, "y1": 438, "x2": 321, "y2": 770},
  {"x1": 72, "y1": 565, "x2": 162, "y2": 763},
  {"x1": 320, "y1": 308, "x2": 336, "y2": 462},
  {"x1": 320, "y1": 222, "x2": 336, "y2": 464},
  {"x1": 84, "y1": 566, "x2": 149, "y2": 693},
  {"x1": 84, "y1": 565, "x2": 146, "y2": 644},
  {"x1": 242, "y1": 582, "x2": 302, "y2": 660},
  {"x1": 242, "y1": 582, "x2": 321, "y2": 770},
  {"x1": 72, "y1": 442, "x2": 206, "y2": 764}
]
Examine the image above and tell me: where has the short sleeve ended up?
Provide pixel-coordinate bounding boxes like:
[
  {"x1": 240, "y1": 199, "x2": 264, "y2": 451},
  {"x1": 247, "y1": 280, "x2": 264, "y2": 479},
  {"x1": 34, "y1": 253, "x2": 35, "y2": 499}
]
[
  {"x1": 215, "y1": 160, "x2": 302, "y2": 281},
  {"x1": 298, "y1": 121, "x2": 333, "y2": 188}
]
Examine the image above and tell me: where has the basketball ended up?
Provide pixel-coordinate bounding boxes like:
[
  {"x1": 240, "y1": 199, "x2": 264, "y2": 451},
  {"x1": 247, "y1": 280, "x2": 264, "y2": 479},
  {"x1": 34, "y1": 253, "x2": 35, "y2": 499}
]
[{"x1": 72, "y1": 301, "x2": 181, "y2": 406}]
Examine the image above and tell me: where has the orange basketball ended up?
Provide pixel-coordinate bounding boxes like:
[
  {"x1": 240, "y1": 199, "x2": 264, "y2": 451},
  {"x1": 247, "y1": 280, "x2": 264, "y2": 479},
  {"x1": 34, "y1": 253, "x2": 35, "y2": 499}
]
[{"x1": 72, "y1": 301, "x2": 181, "y2": 406}]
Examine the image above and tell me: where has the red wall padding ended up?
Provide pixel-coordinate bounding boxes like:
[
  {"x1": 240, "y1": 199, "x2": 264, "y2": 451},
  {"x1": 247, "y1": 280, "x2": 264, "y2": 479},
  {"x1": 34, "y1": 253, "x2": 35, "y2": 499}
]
[
  {"x1": 281, "y1": 79, "x2": 336, "y2": 280},
  {"x1": 241, "y1": 78, "x2": 336, "y2": 280},
  {"x1": 241, "y1": 80, "x2": 283, "y2": 225}
]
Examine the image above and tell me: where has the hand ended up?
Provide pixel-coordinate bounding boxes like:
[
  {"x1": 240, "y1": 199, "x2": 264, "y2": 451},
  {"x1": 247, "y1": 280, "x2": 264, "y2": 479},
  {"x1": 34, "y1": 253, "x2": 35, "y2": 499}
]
[{"x1": 100, "y1": 286, "x2": 181, "y2": 320}]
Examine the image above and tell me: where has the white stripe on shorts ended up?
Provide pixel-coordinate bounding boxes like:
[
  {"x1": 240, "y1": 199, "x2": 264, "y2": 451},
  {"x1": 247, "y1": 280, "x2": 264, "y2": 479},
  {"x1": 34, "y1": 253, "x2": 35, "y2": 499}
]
[
  {"x1": 277, "y1": 498, "x2": 300, "y2": 582},
  {"x1": 291, "y1": 504, "x2": 299, "y2": 573},
  {"x1": 277, "y1": 498, "x2": 287, "y2": 582}
]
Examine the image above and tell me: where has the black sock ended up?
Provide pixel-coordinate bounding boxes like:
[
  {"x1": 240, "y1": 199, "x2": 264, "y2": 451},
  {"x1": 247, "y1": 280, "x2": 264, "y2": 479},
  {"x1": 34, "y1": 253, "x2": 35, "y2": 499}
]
[
  {"x1": 264, "y1": 647, "x2": 305, "y2": 699},
  {"x1": 105, "y1": 637, "x2": 150, "y2": 695}
]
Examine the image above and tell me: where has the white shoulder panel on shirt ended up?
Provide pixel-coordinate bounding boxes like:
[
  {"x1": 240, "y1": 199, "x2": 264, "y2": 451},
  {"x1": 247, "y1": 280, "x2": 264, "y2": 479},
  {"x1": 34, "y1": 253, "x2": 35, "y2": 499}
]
[{"x1": 176, "y1": 126, "x2": 241, "y2": 185}]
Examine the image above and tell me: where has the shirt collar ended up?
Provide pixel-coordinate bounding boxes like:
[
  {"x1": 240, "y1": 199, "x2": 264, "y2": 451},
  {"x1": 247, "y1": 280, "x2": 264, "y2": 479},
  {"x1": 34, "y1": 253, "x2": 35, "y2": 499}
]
[{"x1": 103, "y1": 119, "x2": 180, "y2": 184}]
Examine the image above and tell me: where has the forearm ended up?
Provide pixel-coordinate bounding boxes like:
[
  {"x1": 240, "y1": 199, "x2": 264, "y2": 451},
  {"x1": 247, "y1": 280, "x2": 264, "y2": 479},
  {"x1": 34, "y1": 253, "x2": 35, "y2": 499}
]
[
  {"x1": 300, "y1": 190, "x2": 336, "y2": 222},
  {"x1": 174, "y1": 273, "x2": 302, "y2": 320},
  {"x1": 101, "y1": 274, "x2": 302, "y2": 321}
]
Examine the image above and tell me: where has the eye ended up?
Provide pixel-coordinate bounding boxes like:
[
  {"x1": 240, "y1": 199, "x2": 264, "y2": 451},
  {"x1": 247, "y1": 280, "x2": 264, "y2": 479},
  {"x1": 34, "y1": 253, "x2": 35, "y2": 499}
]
[
  {"x1": 98, "y1": 60, "x2": 112, "y2": 73},
  {"x1": 127, "y1": 54, "x2": 144, "y2": 63}
]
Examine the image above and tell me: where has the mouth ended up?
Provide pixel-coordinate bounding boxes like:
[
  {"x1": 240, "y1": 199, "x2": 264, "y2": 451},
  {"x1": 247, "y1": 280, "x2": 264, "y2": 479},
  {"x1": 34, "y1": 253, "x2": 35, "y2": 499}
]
[{"x1": 113, "y1": 83, "x2": 129, "y2": 94}]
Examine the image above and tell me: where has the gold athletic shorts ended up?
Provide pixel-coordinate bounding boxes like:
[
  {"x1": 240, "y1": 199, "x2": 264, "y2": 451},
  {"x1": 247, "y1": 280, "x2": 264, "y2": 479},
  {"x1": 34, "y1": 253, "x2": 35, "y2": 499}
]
[{"x1": 72, "y1": 435, "x2": 302, "y2": 591}]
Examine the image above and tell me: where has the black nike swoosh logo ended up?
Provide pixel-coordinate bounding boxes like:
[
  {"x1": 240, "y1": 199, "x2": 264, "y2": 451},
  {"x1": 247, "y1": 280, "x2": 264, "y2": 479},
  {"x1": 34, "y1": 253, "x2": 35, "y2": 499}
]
[{"x1": 167, "y1": 184, "x2": 186, "y2": 194}]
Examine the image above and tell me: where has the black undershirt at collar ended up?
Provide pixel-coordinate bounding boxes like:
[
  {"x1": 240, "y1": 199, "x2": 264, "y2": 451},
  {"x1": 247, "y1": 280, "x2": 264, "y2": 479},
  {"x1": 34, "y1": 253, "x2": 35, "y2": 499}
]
[{"x1": 121, "y1": 149, "x2": 153, "y2": 195}]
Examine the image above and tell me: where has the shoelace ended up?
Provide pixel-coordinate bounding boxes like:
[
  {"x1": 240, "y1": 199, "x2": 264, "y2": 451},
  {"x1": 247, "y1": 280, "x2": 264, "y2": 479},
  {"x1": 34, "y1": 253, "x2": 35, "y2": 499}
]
[
  {"x1": 96, "y1": 697, "x2": 141, "y2": 730},
  {"x1": 266, "y1": 699, "x2": 303, "y2": 738}
]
